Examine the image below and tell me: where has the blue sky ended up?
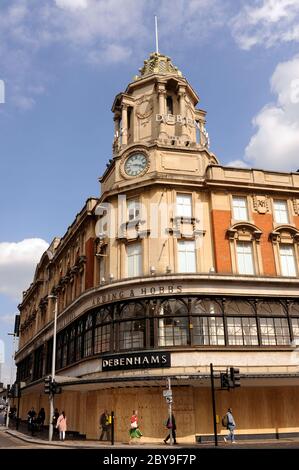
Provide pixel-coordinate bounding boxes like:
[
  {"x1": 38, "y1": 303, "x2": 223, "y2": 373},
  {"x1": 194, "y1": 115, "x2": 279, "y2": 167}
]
[{"x1": 0, "y1": 0, "x2": 299, "y2": 384}]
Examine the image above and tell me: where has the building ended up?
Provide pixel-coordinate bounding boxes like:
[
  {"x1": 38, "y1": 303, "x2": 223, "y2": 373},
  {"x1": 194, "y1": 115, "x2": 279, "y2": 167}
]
[{"x1": 15, "y1": 52, "x2": 299, "y2": 443}]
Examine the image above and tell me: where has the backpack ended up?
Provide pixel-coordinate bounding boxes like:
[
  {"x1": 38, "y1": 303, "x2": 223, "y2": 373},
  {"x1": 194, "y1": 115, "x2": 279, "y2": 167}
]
[{"x1": 222, "y1": 414, "x2": 228, "y2": 427}]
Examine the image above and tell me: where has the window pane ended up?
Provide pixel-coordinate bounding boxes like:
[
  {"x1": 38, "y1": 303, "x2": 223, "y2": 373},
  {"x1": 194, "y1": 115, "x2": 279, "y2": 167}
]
[
  {"x1": 237, "y1": 242, "x2": 254, "y2": 275},
  {"x1": 232, "y1": 197, "x2": 248, "y2": 221},
  {"x1": 192, "y1": 316, "x2": 225, "y2": 345},
  {"x1": 178, "y1": 240, "x2": 196, "y2": 273},
  {"x1": 291, "y1": 318, "x2": 299, "y2": 345},
  {"x1": 227, "y1": 317, "x2": 258, "y2": 346},
  {"x1": 176, "y1": 194, "x2": 192, "y2": 218},
  {"x1": 280, "y1": 245, "x2": 296, "y2": 276},
  {"x1": 119, "y1": 320, "x2": 145, "y2": 350},
  {"x1": 274, "y1": 200, "x2": 289, "y2": 224},
  {"x1": 127, "y1": 243, "x2": 142, "y2": 277},
  {"x1": 260, "y1": 317, "x2": 290, "y2": 345}
]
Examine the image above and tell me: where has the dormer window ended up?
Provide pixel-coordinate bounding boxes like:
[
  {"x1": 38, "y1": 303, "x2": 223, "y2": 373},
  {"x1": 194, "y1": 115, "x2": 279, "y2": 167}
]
[{"x1": 166, "y1": 96, "x2": 173, "y2": 115}]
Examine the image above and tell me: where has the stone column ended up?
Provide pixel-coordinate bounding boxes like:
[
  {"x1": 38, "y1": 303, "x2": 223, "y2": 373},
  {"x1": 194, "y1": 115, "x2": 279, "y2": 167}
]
[
  {"x1": 178, "y1": 85, "x2": 187, "y2": 137},
  {"x1": 157, "y1": 83, "x2": 167, "y2": 139},
  {"x1": 121, "y1": 104, "x2": 128, "y2": 146}
]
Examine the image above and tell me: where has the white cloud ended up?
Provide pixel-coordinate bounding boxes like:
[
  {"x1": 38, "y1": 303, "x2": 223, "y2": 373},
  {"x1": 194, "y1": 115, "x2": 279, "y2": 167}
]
[
  {"x1": 244, "y1": 55, "x2": 299, "y2": 171},
  {"x1": 88, "y1": 44, "x2": 132, "y2": 65},
  {"x1": 0, "y1": 0, "x2": 228, "y2": 109},
  {"x1": 55, "y1": 0, "x2": 88, "y2": 10},
  {"x1": 231, "y1": 0, "x2": 299, "y2": 49},
  {"x1": 226, "y1": 159, "x2": 250, "y2": 168},
  {"x1": 0, "y1": 239, "x2": 49, "y2": 299}
]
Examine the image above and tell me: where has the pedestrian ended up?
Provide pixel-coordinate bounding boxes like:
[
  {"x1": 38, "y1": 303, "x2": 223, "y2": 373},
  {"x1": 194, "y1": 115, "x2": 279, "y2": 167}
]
[
  {"x1": 223, "y1": 408, "x2": 236, "y2": 443},
  {"x1": 129, "y1": 410, "x2": 142, "y2": 443},
  {"x1": 163, "y1": 413, "x2": 177, "y2": 444},
  {"x1": 52, "y1": 408, "x2": 59, "y2": 438},
  {"x1": 99, "y1": 409, "x2": 111, "y2": 441},
  {"x1": 37, "y1": 407, "x2": 46, "y2": 431},
  {"x1": 56, "y1": 411, "x2": 67, "y2": 441},
  {"x1": 27, "y1": 407, "x2": 36, "y2": 434}
]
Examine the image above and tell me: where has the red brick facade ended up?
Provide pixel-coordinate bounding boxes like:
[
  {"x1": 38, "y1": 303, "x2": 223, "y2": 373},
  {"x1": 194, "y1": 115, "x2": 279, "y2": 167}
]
[
  {"x1": 253, "y1": 213, "x2": 276, "y2": 276},
  {"x1": 211, "y1": 210, "x2": 232, "y2": 273}
]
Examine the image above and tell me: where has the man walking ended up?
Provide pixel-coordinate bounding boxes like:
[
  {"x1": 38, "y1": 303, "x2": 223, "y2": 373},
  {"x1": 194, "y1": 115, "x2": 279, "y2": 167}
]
[
  {"x1": 99, "y1": 410, "x2": 111, "y2": 441},
  {"x1": 223, "y1": 408, "x2": 236, "y2": 443}
]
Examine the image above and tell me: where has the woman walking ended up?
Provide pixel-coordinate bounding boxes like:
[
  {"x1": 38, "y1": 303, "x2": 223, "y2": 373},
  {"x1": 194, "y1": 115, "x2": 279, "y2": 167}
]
[
  {"x1": 56, "y1": 411, "x2": 67, "y2": 441},
  {"x1": 129, "y1": 410, "x2": 142, "y2": 443}
]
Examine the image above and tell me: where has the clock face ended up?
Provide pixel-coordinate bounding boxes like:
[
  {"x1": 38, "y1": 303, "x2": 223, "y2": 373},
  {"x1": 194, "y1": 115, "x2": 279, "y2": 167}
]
[{"x1": 124, "y1": 153, "x2": 148, "y2": 177}]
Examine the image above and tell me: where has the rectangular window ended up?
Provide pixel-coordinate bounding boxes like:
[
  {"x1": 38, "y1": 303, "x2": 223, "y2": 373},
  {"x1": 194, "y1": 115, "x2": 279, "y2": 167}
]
[
  {"x1": 274, "y1": 200, "x2": 289, "y2": 224},
  {"x1": 178, "y1": 240, "x2": 196, "y2": 273},
  {"x1": 127, "y1": 199, "x2": 140, "y2": 221},
  {"x1": 227, "y1": 317, "x2": 258, "y2": 346},
  {"x1": 236, "y1": 242, "x2": 254, "y2": 275},
  {"x1": 127, "y1": 242, "x2": 142, "y2": 277},
  {"x1": 280, "y1": 245, "x2": 297, "y2": 276},
  {"x1": 291, "y1": 318, "x2": 299, "y2": 345},
  {"x1": 176, "y1": 194, "x2": 192, "y2": 218},
  {"x1": 192, "y1": 316, "x2": 225, "y2": 345},
  {"x1": 260, "y1": 317, "x2": 290, "y2": 345},
  {"x1": 232, "y1": 196, "x2": 248, "y2": 221}
]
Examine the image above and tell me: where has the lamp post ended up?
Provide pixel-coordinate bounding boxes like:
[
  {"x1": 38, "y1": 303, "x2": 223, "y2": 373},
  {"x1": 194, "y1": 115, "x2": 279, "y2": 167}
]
[
  {"x1": 6, "y1": 332, "x2": 17, "y2": 428},
  {"x1": 48, "y1": 294, "x2": 58, "y2": 441}
]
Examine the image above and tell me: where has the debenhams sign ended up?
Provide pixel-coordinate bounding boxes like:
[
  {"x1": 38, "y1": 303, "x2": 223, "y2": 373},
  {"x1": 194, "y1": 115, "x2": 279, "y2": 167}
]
[{"x1": 102, "y1": 352, "x2": 171, "y2": 372}]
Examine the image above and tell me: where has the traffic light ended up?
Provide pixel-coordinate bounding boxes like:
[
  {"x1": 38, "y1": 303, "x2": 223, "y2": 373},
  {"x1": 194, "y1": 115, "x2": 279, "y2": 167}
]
[
  {"x1": 220, "y1": 372, "x2": 230, "y2": 390},
  {"x1": 230, "y1": 368, "x2": 241, "y2": 388},
  {"x1": 44, "y1": 376, "x2": 51, "y2": 394},
  {"x1": 49, "y1": 380, "x2": 62, "y2": 395},
  {"x1": 7, "y1": 384, "x2": 13, "y2": 398}
]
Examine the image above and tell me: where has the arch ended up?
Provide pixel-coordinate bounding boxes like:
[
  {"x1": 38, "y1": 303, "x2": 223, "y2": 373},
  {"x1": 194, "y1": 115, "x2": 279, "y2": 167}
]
[
  {"x1": 159, "y1": 298, "x2": 188, "y2": 316},
  {"x1": 227, "y1": 222, "x2": 262, "y2": 241},
  {"x1": 191, "y1": 298, "x2": 222, "y2": 315},
  {"x1": 224, "y1": 299, "x2": 255, "y2": 316},
  {"x1": 269, "y1": 225, "x2": 299, "y2": 243},
  {"x1": 257, "y1": 300, "x2": 287, "y2": 316},
  {"x1": 119, "y1": 302, "x2": 145, "y2": 319}
]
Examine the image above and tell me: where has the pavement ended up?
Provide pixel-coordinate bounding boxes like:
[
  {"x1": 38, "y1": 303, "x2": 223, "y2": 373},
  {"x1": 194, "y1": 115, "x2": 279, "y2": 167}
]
[{"x1": 2, "y1": 426, "x2": 299, "y2": 449}]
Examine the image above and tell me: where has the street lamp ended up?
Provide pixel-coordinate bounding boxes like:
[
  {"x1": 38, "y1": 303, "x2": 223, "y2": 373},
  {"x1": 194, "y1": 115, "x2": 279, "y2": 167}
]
[
  {"x1": 6, "y1": 332, "x2": 17, "y2": 428},
  {"x1": 48, "y1": 293, "x2": 58, "y2": 442}
]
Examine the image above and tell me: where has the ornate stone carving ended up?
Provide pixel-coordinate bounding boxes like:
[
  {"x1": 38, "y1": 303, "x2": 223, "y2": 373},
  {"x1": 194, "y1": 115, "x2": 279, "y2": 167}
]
[
  {"x1": 292, "y1": 198, "x2": 299, "y2": 215},
  {"x1": 252, "y1": 195, "x2": 270, "y2": 214}
]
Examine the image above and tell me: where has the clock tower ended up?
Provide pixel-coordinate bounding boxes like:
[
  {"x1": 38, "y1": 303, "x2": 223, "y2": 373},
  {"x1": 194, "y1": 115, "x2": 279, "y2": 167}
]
[{"x1": 100, "y1": 52, "x2": 218, "y2": 194}]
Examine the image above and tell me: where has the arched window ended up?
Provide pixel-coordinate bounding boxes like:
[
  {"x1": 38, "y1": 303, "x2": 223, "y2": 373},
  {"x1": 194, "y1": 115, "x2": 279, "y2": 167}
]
[
  {"x1": 95, "y1": 308, "x2": 112, "y2": 354},
  {"x1": 119, "y1": 302, "x2": 145, "y2": 350},
  {"x1": 224, "y1": 299, "x2": 254, "y2": 315},
  {"x1": 157, "y1": 299, "x2": 189, "y2": 347},
  {"x1": 83, "y1": 314, "x2": 93, "y2": 358},
  {"x1": 270, "y1": 226, "x2": 299, "y2": 277},
  {"x1": 166, "y1": 96, "x2": 173, "y2": 115},
  {"x1": 227, "y1": 223, "x2": 262, "y2": 275},
  {"x1": 76, "y1": 320, "x2": 84, "y2": 361},
  {"x1": 56, "y1": 334, "x2": 62, "y2": 370},
  {"x1": 68, "y1": 325, "x2": 76, "y2": 365},
  {"x1": 61, "y1": 330, "x2": 69, "y2": 368},
  {"x1": 257, "y1": 300, "x2": 290, "y2": 345},
  {"x1": 191, "y1": 299, "x2": 224, "y2": 345}
]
